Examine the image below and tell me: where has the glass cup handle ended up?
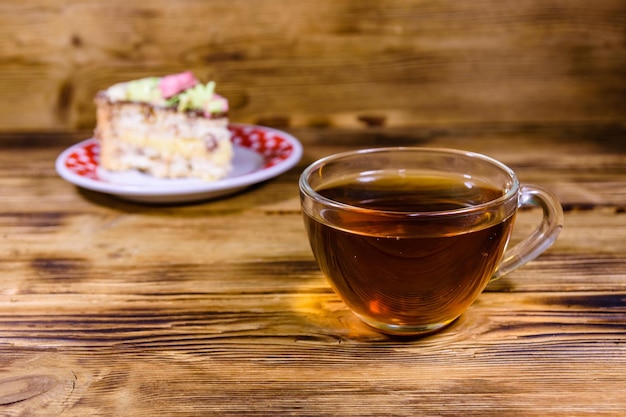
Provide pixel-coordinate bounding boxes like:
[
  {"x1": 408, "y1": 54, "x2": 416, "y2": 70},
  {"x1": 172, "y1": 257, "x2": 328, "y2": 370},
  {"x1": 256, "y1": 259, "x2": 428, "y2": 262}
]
[{"x1": 492, "y1": 185, "x2": 564, "y2": 280}]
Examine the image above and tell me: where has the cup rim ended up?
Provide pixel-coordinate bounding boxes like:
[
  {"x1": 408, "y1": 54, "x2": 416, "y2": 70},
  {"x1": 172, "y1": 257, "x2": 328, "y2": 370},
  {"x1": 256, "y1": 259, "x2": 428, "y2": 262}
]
[{"x1": 299, "y1": 146, "x2": 520, "y2": 218}]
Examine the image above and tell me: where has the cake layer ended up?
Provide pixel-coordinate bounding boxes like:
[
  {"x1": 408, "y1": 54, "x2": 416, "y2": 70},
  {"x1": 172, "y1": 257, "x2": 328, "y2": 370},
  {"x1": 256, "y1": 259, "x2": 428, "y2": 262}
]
[{"x1": 95, "y1": 93, "x2": 233, "y2": 181}]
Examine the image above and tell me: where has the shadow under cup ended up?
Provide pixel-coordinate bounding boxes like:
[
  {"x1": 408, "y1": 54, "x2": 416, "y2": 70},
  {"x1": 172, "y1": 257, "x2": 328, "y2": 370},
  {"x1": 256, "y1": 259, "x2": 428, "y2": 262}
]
[{"x1": 299, "y1": 147, "x2": 563, "y2": 336}]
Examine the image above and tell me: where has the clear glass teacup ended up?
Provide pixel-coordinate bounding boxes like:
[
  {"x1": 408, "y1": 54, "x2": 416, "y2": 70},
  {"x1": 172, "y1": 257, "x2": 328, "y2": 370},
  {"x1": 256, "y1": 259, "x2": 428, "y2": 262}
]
[{"x1": 299, "y1": 147, "x2": 563, "y2": 336}]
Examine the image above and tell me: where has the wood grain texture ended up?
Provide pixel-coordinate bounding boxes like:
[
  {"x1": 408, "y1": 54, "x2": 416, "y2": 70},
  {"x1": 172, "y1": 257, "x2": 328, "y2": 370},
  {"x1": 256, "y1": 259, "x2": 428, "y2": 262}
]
[
  {"x1": 0, "y1": 124, "x2": 625, "y2": 415},
  {"x1": 0, "y1": 0, "x2": 624, "y2": 131}
]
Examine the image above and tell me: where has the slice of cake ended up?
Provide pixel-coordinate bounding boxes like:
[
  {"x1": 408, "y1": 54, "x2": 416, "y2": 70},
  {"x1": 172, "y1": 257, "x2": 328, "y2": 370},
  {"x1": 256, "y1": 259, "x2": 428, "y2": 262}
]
[{"x1": 94, "y1": 71, "x2": 232, "y2": 181}]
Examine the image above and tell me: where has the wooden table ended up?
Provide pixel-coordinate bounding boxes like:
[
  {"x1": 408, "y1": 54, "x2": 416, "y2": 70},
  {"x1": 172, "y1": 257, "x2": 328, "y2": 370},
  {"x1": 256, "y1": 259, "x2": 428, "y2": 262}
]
[{"x1": 1, "y1": 123, "x2": 624, "y2": 416}]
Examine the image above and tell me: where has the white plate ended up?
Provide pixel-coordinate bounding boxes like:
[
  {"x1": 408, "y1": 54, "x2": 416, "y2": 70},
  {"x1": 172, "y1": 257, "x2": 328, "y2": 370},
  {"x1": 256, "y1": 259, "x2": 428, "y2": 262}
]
[{"x1": 55, "y1": 123, "x2": 303, "y2": 203}]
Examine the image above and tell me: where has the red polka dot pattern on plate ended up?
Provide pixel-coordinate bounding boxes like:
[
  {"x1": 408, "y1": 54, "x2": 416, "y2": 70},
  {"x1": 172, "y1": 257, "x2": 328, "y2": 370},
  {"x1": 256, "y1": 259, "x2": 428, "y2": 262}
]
[
  {"x1": 63, "y1": 125, "x2": 296, "y2": 179},
  {"x1": 64, "y1": 141, "x2": 100, "y2": 179},
  {"x1": 229, "y1": 125, "x2": 295, "y2": 168}
]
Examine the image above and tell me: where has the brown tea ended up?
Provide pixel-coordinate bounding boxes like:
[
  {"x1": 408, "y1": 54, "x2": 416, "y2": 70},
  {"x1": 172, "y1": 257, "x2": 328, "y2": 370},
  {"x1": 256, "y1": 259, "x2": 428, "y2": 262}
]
[{"x1": 303, "y1": 173, "x2": 515, "y2": 332}]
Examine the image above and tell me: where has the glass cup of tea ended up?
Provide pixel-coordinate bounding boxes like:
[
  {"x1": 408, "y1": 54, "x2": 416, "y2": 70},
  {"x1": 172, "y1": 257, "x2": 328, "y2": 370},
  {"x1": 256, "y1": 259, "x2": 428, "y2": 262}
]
[{"x1": 299, "y1": 147, "x2": 563, "y2": 336}]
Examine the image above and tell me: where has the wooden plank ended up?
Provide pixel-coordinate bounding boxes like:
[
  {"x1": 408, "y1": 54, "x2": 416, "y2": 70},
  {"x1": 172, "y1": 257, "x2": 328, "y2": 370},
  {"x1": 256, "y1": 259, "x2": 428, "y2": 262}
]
[
  {"x1": 1, "y1": 290, "x2": 625, "y2": 343},
  {"x1": 0, "y1": 290, "x2": 624, "y2": 415},
  {"x1": 0, "y1": 204, "x2": 624, "y2": 291},
  {"x1": 0, "y1": 0, "x2": 624, "y2": 130}
]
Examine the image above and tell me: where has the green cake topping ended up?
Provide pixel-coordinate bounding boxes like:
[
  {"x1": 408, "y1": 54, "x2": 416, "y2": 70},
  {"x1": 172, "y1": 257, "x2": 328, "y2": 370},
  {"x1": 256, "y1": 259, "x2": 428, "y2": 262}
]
[
  {"x1": 125, "y1": 77, "x2": 161, "y2": 103},
  {"x1": 106, "y1": 72, "x2": 228, "y2": 116},
  {"x1": 175, "y1": 81, "x2": 216, "y2": 112}
]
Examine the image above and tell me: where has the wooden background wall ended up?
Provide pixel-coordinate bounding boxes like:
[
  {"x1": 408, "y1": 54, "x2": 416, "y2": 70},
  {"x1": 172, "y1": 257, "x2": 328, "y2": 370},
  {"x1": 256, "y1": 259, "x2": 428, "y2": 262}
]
[{"x1": 0, "y1": 0, "x2": 624, "y2": 132}]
